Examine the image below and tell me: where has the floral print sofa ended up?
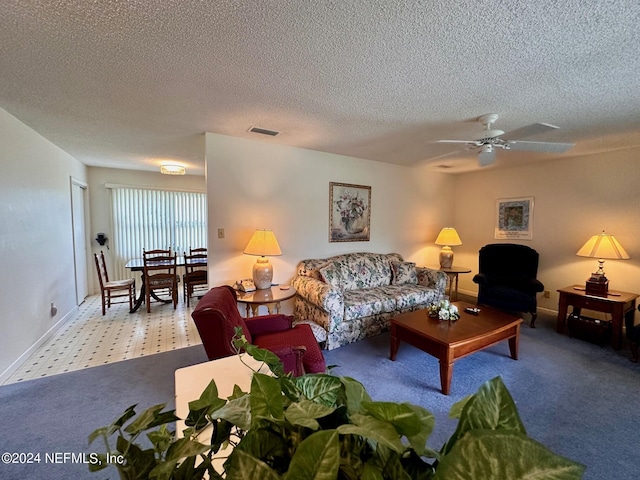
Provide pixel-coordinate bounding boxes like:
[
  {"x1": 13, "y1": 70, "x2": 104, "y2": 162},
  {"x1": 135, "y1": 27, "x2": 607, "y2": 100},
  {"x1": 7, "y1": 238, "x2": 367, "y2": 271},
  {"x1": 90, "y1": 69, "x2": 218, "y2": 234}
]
[{"x1": 291, "y1": 252, "x2": 447, "y2": 350}]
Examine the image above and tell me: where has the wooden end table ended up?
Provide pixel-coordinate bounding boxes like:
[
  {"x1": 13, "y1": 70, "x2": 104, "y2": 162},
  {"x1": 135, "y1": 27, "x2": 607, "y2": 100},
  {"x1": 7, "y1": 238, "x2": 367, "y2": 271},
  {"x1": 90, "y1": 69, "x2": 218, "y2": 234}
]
[
  {"x1": 556, "y1": 285, "x2": 639, "y2": 350},
  {"x1": 236, "y1": 286, "x2": 296, "y2": 317},
  {"x1": 390, "y1": 302, "x2": 522, "y2": 395},
  {"x1": 426, "y1": 265, "x2": 472, "y2": 301}
]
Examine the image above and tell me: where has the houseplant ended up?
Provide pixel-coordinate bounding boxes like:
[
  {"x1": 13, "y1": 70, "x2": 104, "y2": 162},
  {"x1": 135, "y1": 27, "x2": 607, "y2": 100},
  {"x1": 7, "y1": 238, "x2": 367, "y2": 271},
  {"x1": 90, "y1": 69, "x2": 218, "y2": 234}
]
[{"x1": 89, "y1": 330, "x2": 585, "y2": 479}]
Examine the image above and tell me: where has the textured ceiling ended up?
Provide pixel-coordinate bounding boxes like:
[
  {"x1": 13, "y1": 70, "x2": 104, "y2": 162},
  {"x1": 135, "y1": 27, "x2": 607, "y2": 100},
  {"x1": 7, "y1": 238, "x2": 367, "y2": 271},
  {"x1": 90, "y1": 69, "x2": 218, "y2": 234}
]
[{"x1": 1, "y1": 1, "x2": 639, "y2": 175}]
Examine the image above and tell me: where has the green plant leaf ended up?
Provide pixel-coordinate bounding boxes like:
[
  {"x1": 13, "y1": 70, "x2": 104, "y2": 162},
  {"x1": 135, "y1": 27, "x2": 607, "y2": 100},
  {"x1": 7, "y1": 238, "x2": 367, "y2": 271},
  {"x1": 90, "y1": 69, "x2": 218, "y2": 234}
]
[
  {"x1": 250, "y1": 373, "x2": 284, "y2": 423},
  {"x1": 399, "y1": 449, "x2": 435, "y2": 480},
  {"x1": 434, "y1": 430, "x2": 585, "y2": 479},
  {"x1": 88, "y1": 426, "x2": 108, "y2": 446},
  {"x1": 245, "y1": 343, "x2": 285, "y2": 377},
  {"x1": 338, "y1": 413, "x2": 405, "y2": 453},
  {"x1": 443, "y1": 376, "x2": 526, "y2": 455},
  {"x1": 92, "y1": 404, "x2": 137, "y2": 439},
  {"x1": 233, "y1": 426, "x2": 290, "y2": 473},
  {"x1": 285, "y1": 398, "x2": 336, "y2": 430},
  {"x1": 148, "y1": 437, "x2": 213, "y2": 480},
  {"x1": 87, "y1": 453, "x2": 109, "y2": 472},
  {"x1": 147, "y1": 424, "x2": 174, "y2": 455},
  {"x1": 225, "y1": 449, "x2": 282, "y2": 480},
  {"x1": 340, "y1": 376, "x2": 372, "y2": 414},
  {"x1": 361, "y1": 401, "x2": 421, "y2": 437},
  {"x1": 189, "y1": 379, "x2": 227, "y2": 412},
  {"x1": 123, "y1": 404, "x2": 179, "y2": 436},
  {"x1": 284, "y1": 430, "x2": 340, "y2": 480},
  {"x1": 212, "y1": 394, "x2": 252, "y2": 431},
  {"x1": 404, "y1": 404, "x2": 436, "y2": 457},
  {"x1": 448, "y1": 395, "x2": 473, "y2": 419},
  {"x1": 294, "y1": 374, "x2": 344, "y2": 407},
  {"x1": 116, "y1": 436, "x2": 157, "y2": 479},
  {"x1": 366, "y1": 444, "x2": 412, "y2": 480}
]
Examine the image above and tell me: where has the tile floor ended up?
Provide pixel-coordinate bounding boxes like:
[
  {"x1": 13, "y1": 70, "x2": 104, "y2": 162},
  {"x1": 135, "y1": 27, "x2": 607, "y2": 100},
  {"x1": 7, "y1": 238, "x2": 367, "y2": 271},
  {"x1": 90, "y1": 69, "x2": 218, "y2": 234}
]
[{"x1": 3, "y1": 292, "x2": 203, "y2": 385}]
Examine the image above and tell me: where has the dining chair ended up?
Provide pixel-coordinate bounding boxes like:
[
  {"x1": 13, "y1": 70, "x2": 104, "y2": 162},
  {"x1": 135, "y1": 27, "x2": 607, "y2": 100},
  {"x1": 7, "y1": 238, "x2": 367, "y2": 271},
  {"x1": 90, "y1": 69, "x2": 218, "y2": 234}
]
[
  {"x1": 94, "y1": 251, "x2": 135, "y2": 315},
  {"x1": 143, "y1": 249, "x2": 178, "y2": 313},
  {"x1": 183, "y1": 247, "x2": 208, "y2": 306}
]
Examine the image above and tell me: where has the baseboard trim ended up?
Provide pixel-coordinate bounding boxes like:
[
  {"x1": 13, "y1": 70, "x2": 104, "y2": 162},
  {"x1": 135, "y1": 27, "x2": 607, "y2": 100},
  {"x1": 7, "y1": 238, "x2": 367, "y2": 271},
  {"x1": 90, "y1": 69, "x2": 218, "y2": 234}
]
[{"x1": 0, "y1": 306, "x2": 79, "y2": 384}]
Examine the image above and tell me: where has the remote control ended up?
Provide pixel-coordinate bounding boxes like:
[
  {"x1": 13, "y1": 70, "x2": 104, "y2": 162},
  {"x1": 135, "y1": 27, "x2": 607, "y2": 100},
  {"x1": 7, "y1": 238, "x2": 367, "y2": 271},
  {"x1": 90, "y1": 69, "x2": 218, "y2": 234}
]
[{"x1": 464, "y1": 307, "x2": 480, "y2": 315}]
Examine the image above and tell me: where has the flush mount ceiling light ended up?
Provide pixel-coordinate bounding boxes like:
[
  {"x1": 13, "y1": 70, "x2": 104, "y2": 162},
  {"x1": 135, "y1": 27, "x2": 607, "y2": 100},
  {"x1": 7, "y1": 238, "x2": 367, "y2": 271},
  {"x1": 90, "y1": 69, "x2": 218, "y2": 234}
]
[{"x1": 160, "y1": 164, "x2": 185, "y2": 175}]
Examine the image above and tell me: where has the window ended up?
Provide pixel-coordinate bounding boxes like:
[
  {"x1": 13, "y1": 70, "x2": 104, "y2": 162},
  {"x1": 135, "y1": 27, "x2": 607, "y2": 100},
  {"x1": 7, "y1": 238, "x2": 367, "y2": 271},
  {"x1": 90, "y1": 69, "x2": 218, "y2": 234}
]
[{"x1": 109, "y1": 187, "x2": 207, "y2": 280}]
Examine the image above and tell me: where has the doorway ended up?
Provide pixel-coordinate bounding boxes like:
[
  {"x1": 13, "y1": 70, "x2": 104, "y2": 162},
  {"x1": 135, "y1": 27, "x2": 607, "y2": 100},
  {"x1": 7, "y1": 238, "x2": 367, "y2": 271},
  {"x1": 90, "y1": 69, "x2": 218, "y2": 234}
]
[{"x1": 71, "y1": 178, "x2": 88, "y2": 305}]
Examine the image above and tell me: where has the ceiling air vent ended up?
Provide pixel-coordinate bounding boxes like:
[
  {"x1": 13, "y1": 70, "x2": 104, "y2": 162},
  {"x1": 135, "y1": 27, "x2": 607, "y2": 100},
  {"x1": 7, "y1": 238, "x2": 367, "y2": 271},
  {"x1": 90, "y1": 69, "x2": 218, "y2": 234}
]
[{"x1": 248, "y1": 126, "x2": 280, "y2": 136}]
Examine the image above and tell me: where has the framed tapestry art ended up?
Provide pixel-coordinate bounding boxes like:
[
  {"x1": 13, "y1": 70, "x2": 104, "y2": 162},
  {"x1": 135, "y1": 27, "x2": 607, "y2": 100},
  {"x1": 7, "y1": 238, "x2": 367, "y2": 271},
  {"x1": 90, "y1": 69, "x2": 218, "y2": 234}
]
[
  {"x1": 495, "y1": 197, "x2": 534, "y2": 240},
  {"x1": 329, "y1": 182, "x2": 371, "y2": 242}
]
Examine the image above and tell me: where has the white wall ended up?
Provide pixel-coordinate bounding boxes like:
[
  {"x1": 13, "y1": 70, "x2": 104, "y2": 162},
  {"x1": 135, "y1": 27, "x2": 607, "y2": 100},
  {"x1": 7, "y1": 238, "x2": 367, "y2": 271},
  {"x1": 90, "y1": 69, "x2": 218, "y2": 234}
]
[
  {"x1": 86, "y1": 167, "x2": 206, "y2": 293},
  {"x1": 205, "y1": 133, "x2": 454, "y2": 296},
  {"x1": 452, "y1": 149, "x2": 640, "y2": 313},
  {"x1": 0, "y1": 108, "x2": 87, "y2": 379}
]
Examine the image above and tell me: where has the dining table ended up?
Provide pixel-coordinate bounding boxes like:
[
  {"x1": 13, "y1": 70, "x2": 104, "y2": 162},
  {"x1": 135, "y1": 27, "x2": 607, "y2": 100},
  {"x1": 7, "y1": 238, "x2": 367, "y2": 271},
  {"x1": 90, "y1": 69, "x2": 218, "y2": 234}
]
[{"x1": 125, "y1": 256, "x2": 207, "y2": 313}]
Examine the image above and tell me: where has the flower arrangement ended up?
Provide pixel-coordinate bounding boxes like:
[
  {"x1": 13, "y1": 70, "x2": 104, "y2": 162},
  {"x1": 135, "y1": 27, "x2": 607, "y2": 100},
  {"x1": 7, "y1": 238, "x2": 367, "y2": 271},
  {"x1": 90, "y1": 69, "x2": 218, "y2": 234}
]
[
  {"x1": 335, "y1": 191, "x2": 366, "y2": 232},
  {"x1": 427, "y1": 299, "x2": 460, "y2": 321}
]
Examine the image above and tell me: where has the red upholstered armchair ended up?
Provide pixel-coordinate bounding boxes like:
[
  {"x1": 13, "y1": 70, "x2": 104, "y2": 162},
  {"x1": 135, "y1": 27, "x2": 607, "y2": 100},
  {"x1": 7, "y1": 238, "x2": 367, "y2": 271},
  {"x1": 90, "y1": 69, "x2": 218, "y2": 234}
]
[{"x1": 191, "y1": 286, "x2": 326, "y2": 376}]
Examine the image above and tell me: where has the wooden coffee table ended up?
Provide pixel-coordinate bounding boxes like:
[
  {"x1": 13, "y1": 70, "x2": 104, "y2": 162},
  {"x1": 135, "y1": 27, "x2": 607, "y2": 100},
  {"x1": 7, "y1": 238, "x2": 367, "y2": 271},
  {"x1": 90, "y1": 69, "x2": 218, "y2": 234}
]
[{"x1": 390, "y1": 302, "x2": 522, "y2": 395}]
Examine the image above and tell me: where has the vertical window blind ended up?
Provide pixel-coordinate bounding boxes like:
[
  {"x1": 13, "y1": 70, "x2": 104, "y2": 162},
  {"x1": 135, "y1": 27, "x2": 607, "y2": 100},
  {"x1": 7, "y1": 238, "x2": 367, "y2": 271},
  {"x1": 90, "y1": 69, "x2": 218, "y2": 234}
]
[{"x1": 110, "y1": 187, "x2": 207, "y2": 281}]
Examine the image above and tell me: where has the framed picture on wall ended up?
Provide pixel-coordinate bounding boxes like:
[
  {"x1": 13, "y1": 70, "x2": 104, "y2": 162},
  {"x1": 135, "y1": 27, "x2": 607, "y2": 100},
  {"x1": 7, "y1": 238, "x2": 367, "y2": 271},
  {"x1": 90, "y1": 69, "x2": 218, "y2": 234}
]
[
  {"x1": 329, "y1": 182, "x2": 371, "y2": 242},
  {"x1": 495, "y1": 197, "x2": 534, "y2": 240}
]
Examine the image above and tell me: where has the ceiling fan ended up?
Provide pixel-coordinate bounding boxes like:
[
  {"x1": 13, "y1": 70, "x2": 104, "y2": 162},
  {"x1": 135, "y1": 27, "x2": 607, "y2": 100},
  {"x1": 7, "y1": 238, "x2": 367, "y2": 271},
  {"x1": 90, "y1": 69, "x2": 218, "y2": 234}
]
[{"x1": 437, "y1": 113, "x2": 574, "y2": 166}]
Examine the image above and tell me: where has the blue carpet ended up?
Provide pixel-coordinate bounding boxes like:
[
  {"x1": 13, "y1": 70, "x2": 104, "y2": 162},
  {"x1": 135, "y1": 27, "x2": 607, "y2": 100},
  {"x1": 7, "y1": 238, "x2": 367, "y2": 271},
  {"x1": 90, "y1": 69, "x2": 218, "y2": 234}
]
[
  {"x1": 0, "y1": 314, "x2": 638, "y2": 479},
  {"x1": 324, "y1": 315, "x2": 640, "y2": 480}
]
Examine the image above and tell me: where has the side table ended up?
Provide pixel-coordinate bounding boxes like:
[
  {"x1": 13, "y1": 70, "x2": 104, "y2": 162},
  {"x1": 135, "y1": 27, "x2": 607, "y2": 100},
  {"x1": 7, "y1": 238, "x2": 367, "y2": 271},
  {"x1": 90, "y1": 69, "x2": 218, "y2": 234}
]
[
  {"x1": 236, "y1": 286, "x2": 297, "y2": 317},
  {"x1": 427, "y1": 265, "x2": 472, "y2": 301},
  {"x1": 556, "y1": 285, "x2": 638, "y2": 350}
]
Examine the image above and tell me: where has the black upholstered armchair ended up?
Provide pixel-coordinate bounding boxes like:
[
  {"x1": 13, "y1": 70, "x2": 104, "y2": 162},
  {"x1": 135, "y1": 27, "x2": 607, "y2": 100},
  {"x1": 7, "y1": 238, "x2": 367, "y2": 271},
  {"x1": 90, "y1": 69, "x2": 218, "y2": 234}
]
[{"x1": 473, "y1": 243, "x2": 544, "y2": 327}]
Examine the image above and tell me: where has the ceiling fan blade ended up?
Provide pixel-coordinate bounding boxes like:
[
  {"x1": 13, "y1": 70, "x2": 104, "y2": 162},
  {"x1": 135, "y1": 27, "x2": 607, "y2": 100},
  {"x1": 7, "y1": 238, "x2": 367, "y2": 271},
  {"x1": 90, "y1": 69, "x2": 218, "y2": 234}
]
[
  {"x1": 502, "y1": 122, "x2": 559, "y2": 140},
  {"x1": 425, "y1": 149, "x2": 467, "y2": 161},
  {"x1": 437, "y1": 139, "x2": 476, "y2": 144},
  {"x1": 477, "y1": 147, "x2": 496, "y2": 166},
  {"x1": 506, "y1": 140, "x2": 574, "y2": 153}
]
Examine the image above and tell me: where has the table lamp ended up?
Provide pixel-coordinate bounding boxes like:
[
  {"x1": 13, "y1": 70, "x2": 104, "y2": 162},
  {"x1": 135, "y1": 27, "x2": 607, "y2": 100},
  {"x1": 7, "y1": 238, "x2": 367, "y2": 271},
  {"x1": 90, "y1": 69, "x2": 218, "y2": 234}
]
[
  {"x1": 435, "y1": 227, "x2": 462, "y2": 269},
  {"x1": 243, "y1": 229, "x2": 282, "y2": 289},
  {"x1": 576, "y1": 230, "x2": 629, "y2": 297}
]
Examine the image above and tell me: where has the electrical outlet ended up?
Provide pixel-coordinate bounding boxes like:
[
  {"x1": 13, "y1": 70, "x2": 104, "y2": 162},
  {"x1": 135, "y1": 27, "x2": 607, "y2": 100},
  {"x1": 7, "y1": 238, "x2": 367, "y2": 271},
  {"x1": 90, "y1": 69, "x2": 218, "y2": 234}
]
[
  {"x1": 217, "y1": 228, "x2": 225, "y2": 239},
  {"x1": 543, "y1": 290, "x2": 550, "y2": 298}
]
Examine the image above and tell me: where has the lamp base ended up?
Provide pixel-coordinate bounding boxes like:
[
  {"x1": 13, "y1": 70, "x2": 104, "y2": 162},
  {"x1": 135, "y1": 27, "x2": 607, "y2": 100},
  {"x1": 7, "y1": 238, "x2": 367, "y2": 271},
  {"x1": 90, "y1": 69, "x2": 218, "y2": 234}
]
[
  {"x1": 252, "y1": 257, "x2": 273, "y2": 290},
  {"x1": 439, "y1": 246, "x2": 454, "y2": 269}
]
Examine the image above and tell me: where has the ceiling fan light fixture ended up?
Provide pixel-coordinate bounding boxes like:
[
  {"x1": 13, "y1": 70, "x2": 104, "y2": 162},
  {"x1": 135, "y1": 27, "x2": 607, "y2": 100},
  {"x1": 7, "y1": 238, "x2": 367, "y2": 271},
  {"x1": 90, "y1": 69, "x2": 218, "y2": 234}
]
[{"x1": 477, "y1": 144, "x2": 495, "y2": 166}]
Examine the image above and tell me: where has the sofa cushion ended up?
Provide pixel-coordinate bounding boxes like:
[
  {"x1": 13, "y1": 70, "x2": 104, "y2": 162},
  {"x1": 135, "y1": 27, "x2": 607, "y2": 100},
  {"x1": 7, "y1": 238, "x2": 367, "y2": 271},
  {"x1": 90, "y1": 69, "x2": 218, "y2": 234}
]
[
  {"x1": 341, "y1": 253, "x2": 394, "y2": 290},
  {"x1": 343, "y1": 288, "x2": 397, "y2": 321},
  {"x1": 391, "y1": 261, "x2": 418, "y2": 285},
  {"x1": 379, "y1": 284, "x2": 442, "y2": 311},
  {"x1": 319, "y1": 263, "x2": 344, "y2": 290}
]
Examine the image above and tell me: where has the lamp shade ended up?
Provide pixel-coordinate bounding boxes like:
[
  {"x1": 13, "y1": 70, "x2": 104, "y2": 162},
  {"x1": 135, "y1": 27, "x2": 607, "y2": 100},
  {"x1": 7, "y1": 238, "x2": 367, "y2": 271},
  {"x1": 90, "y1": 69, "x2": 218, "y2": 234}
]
[
  {"x1": 244, "y1": 229, "x2": 282, "y2": 289},
  {"x1": 244, "y1": 229, "x2": 282, "y2": 257},
  {"x1": 576, "y1": 231, "x2": 629, "y2": 260},
  {"x1": 435, "y1": 228, "x2": 462, "y2": 246}
]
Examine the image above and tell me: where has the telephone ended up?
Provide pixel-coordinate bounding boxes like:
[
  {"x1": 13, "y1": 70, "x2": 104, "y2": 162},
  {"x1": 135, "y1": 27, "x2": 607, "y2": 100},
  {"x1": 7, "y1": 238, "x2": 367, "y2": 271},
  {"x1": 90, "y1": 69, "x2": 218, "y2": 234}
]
[{"x1": 236, "y1": 279, "x2": 256, "y2": 292}]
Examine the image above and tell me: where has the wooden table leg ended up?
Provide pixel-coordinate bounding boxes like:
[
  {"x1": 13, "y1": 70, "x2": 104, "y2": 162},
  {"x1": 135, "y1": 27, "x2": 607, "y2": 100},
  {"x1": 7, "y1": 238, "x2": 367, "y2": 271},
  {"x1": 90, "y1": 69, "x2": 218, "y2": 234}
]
[
  {"x1": 611, "y1": 305, "x2": 623, "y2": 350},
  {"x1": 508, "y1": 328, "x2": 520, "y2": 360},
  {"x1": 439, "y1": 360, "x2": 453, "y2": 395},
  {"x1": 390, "y1": 324, "x2": 399, "y2": 361},
  {"x1": 557, "y1": 294, "x2": 568, "y2": 333}
]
